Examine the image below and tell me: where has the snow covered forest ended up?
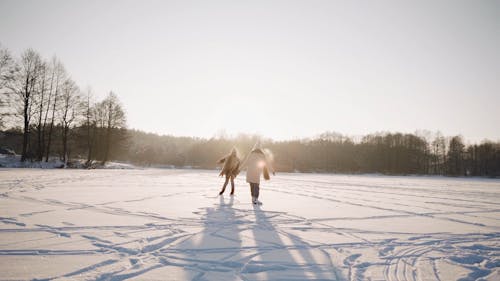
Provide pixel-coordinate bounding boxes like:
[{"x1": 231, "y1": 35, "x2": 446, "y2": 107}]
[
  {"x1": 1, "y1": 44, "x2": 499, "y2": 176},
  {"x1": 0, "y1": 44, "x2": 126, "y2": 167}
]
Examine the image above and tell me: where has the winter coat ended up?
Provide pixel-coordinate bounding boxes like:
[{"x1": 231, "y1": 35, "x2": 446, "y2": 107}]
[
  {"x1": 241, "y1": 149, "x2": 274, "y2": 184},
  {"x1": 217, "y1": 152, "x2": 240, "y2": 178}
]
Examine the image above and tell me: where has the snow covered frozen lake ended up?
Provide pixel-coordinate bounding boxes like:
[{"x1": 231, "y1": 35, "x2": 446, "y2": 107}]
[{"x1": 0, "y1": 169, "x2": 499, "y2": 281}]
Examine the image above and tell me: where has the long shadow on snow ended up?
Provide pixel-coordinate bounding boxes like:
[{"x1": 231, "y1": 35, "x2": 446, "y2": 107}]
[{"x1": 244, "y1": 205, "x2": 342, "y2": 280}]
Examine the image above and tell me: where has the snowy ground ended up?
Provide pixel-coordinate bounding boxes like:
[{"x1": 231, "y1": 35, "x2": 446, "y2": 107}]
[{"x1": 0, "y1": 169, "x2": 499, "y2": 281}]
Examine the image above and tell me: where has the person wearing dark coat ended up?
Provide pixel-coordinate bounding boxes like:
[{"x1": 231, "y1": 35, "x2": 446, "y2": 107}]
[{"x1": 217, "y1": 148, "x2": 241, "y2": 196}]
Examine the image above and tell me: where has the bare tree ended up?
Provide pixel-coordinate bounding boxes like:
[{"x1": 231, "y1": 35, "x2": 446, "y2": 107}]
[
  {"x1": 6, "y1": 49, "x2": 43, "y2": 161},
  {"x1": 0, "y1": 44, "x2": 18, "y2": 129},
  {"x1": 33, "y1": 60, "x2": 49, "y2": 160},
  {"x1": 431, "y1": 132, "x2": 446, "y2": 174},
  {"x1": 100, "y1": 91, "x2": 126, "y2": 164},
  {"x1": 447, "y1": 136, "x2": 465, "y2": 176},
  {"x1": 0, "y1": 44, "x2": 14, "y2": 83},
  {"x1": 59, "y1": 78, "x2": 81, "y2": 165},
  {"x1": 82, "y1": 87, "x2": 96, "y2": 166},
  {"x1": 45, "y1": 57, "x2": 66, "y2": 162}
]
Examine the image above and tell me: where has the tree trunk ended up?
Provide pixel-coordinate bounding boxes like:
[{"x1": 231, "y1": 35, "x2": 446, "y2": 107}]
[
  {"x1": 102, "y1": 100, "x2": 113, "y2": 165},
  {"x1": 86, "y1": 123, "x2": 96, "y2": 166},
  {"x1": 21, "y1": 98, "x2": 29, "y2": 162},
  {"x1": 36, "y1": 89, "x2": 44, "y2": 161},
  {"x1": 85, "y1": 94, "x2": 93, "y2": 166},
  {"x1": 102, "y1": 127, "x2": 111, "y2": 165},
  {"x1": 62, "y1": 125, "x2": 68, "y2": 164},
  {"x1": 45, "y1": 89, "x2": 58, "y2": 162},
  {"x1": 21, "y1": 90, "x2": 30, "y2": 162}
]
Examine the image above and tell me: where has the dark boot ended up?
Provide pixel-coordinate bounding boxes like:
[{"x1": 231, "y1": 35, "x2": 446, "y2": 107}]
[
  {"x1": 219, "y1": 176, "x2": 230, "y2": 195},
  {"x1": 229, "y1": 177, "x2": 235, "y2": 195}
]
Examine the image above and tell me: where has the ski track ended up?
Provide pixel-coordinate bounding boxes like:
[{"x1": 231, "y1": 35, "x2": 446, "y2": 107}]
[{"x1": 0, "y1": 169, "x2": 499, "y2": 280}]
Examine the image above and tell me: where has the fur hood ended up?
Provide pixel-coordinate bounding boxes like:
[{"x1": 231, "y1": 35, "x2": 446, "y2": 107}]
[
  {"x1": 242, "y1": 141, "x2": 275, "y2": 183},
  {"x1": 217, "y1": 148, "x2": 240, "y2": 177}
]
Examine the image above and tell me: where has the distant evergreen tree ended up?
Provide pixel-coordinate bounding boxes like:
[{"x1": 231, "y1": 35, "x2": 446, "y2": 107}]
[{"x1": 446, "y1": 136, "x2": 465, "y2": 176}]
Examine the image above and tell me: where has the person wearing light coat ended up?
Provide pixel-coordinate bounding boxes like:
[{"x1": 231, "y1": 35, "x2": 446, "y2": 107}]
[
  {"x1": 240, "y1": 141, "x2": 275, "y2": 205},
  {"x1": 217, "y1": 148, "x2": 241, "y2": 196}
]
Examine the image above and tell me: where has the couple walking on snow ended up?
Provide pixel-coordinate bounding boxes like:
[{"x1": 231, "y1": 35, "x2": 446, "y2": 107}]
[{"x1": 217, "y1": 141, "x2": 275, "y2": 205}]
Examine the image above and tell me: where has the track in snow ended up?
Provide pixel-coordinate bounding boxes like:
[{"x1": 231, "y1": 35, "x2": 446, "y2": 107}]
[{"x1": 0, "y1": 169, "x2": 499, "y2": 280}]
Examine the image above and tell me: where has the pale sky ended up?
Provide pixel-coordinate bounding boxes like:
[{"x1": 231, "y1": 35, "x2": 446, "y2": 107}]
[{"x1": 1, "y1": 0, "x2": 499, "y2": 142}]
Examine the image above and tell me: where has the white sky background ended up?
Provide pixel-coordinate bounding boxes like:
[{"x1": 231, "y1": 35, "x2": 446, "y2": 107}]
[{"x1": 0, "y1": 0, "x2": 499, "y2": 142}]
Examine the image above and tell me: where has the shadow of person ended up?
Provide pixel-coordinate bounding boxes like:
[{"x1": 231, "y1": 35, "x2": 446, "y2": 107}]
[
  {"x1": 169, "y1": 195, "x2": 342, "y2": 280},
  {"x1": 242, "y1": 205, "x2": 342, "y2": 280},
  {"x1": 169, "y1": 195, "x2": 245, "y2": 280}
]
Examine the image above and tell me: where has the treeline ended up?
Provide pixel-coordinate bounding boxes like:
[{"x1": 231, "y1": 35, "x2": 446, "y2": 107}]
[
  {"x1": 0, "y1": 44, "x2": 126, "y2": 166},
  {"x1": 2, "y1": 121, "x2": 499, "y2": 177},
  {"x1": 8, "y1": 125, "x2": 495, "y2": 177},
  {"x1": 1, "y1": 46, "x2": 499, "y2": 176},
  {"x1": 278, "y1": 132, "x2": 500, "y2": 177},
  {"x1": 120, "y1": 131, "x2": 500, "y2": 177}
]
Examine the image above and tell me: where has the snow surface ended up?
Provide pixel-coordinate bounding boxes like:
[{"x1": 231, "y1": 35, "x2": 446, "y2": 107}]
[
  {"x1": 0, "y1": 169, "x2": 499, "y2": 281},
  {"x1": 0, "y1": 155, "x2": 65, "y2": 169},
  {"x1": 0, "y1": 154, "x2": 137, "y2": 169}
]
